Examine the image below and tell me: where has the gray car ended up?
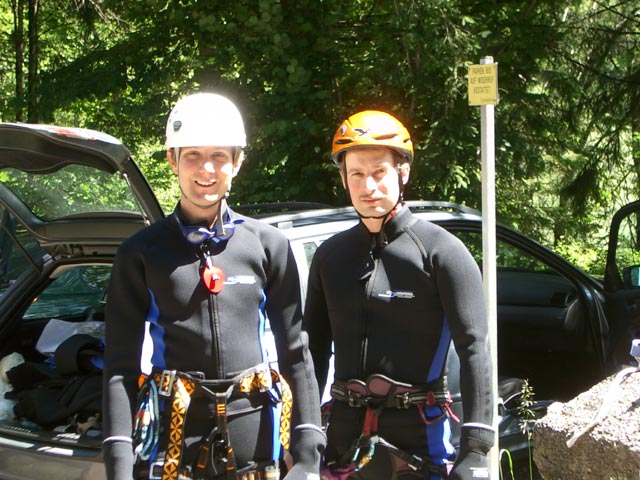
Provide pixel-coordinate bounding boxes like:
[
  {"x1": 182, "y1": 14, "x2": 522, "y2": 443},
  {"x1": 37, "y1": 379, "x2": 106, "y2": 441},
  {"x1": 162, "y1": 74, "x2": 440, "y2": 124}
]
[{"x1": 0, "y1": 122, "x2": 639, "y2": 479}]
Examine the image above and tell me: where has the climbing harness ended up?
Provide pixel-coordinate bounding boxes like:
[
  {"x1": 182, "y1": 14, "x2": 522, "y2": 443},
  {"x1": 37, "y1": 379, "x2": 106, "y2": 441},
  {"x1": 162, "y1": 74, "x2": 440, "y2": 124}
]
[
  {"x1": 323, "y1": 374, "x2": 455, "y2": 479},
  {"x1": 132, "y1": 364, "x2": 291, "y2": 480},
  {"x1": 330, "y1": 374, "x2": 458, "y2": 421}
]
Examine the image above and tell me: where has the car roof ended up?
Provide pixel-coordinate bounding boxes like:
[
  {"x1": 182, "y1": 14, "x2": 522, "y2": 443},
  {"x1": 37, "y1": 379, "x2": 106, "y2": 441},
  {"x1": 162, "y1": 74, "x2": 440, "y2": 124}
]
[
  {"x1": 253, "y1": 201, "x2": 482, "y2": 229},
  {"x1": 237, "y1": 201, "x2": 482, "y2": 245}
]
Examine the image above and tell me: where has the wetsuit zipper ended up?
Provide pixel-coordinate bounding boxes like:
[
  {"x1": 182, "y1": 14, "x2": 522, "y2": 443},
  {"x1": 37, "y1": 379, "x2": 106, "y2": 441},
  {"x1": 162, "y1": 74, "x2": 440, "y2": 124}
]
[
  {"x1": 202, "y1": 242, "x2": 223, "y2": 378},
  {"x1": 360, "y1": 233, "x2": 382, "y2": 378},
  {"x1": 360, "y1": 260, "x2": 378, "y2": 377}
]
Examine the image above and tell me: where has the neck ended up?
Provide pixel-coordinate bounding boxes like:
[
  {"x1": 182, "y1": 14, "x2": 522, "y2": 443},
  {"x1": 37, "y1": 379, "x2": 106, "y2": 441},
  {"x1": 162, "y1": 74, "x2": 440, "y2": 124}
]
[
  {"x1": 179, "y1": 199, "x2": 225, "y2": 228},
  {"x1": 362, "y1": 216, "x2": 385, "y2": 233},
  {"x1": 360, "y1": 202, "x2": 403, "y2": 232}
]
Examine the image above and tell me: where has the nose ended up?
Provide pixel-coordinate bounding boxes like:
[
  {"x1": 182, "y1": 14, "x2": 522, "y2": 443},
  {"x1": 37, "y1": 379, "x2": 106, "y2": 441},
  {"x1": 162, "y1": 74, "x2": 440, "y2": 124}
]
[
  {"x1": 203, "y1": 161, "x2": 215, "y2": 173},
  {"x1": 364, "y1": 175, "x2": 378, "y2": 192}
]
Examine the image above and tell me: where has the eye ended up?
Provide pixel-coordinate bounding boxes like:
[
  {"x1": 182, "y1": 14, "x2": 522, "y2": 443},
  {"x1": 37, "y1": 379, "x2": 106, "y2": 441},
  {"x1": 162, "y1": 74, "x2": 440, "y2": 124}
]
[
  {"x1": 212, "y1": 151, "x2": 231, "y2": 161},
  {"x1": 182, "y1": 150, "x2": 200, "y2": 161}
]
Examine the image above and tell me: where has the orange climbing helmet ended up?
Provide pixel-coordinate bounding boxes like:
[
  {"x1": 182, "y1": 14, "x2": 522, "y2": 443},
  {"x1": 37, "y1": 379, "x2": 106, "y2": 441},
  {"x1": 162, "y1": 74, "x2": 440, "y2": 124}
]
[{"x1": 331, "y1": 110, "x2": 414, "y2": 165}]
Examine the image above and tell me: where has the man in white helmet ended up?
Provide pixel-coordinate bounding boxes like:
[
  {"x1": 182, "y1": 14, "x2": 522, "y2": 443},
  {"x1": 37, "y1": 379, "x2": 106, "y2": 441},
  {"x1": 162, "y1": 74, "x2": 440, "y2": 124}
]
[{"x1": 103, "y1": 93, "x2": 325, "y2": 480}]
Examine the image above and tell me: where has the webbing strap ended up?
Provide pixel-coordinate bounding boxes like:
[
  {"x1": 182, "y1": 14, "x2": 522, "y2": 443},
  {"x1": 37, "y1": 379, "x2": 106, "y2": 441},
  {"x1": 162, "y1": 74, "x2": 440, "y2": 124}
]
[
  {"x1": 162, "y1": 375, "x2": 195, "y2": 480},
  {"x1": 235, "y1": 368, "x2": 291, "y2": 450},
  {"x1": 276, "y1": 372, "x2": 292, "y2": 451}
]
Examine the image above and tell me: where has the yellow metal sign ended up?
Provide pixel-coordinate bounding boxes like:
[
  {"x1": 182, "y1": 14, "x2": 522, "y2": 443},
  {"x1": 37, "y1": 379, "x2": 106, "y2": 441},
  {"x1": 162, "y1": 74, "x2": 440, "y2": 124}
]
[{"x1": 468, "y1": 63, "x2": 498, "y2": 106}]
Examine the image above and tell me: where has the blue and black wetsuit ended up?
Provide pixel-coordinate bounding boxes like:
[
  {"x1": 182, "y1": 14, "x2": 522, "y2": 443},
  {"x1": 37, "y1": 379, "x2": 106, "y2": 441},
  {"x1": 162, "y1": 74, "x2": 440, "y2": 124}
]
[
  {"x1": 102, "y1": 204, "x2": 322, "y2": 479},
  {"x1": 303, "y1": 205, "x2": 493, "y2": 478}
]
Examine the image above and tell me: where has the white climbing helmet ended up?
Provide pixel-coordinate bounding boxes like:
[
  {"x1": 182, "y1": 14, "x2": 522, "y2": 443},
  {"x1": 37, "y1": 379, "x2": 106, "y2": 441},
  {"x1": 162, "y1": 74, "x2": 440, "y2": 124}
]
[{"x1": 165, "y1": 93, "x2": 246, "y2": 149}]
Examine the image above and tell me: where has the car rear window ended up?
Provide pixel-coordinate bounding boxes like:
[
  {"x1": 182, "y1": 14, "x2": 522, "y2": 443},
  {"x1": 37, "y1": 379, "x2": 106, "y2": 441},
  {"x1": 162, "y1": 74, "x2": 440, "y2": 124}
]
[
  {"x1": 24, "y1": 265, "x2": 110, "y2": 320},
  {"x1": 0, "y1": 164, "x2": 142, "y2": 221}
]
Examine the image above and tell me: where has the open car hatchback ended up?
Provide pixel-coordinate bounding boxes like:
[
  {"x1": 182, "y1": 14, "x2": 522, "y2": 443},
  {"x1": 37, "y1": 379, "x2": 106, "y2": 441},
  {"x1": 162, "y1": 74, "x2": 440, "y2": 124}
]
[{"x1": 0, "y1": 123, "x2": 164, "y2": 479}]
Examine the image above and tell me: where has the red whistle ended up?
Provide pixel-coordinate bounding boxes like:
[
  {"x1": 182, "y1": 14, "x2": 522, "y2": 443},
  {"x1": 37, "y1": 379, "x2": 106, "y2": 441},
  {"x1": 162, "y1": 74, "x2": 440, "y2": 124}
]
[{"x1": 202, "y1": 265, "x2": 225, "y2": 294}]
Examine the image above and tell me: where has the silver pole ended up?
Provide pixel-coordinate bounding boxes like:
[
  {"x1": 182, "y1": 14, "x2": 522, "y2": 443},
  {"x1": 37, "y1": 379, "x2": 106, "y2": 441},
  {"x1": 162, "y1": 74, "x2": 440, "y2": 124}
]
[{"x1": 479, "y1": 55, "x2": 499, "y2": 478}]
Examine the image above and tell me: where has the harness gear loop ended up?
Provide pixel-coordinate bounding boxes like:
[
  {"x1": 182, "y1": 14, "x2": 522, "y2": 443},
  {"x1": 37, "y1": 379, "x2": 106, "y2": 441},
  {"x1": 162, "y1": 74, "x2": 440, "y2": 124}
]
[{"x1": 133, "y1": 377, "x2": 161, "y2": 461}]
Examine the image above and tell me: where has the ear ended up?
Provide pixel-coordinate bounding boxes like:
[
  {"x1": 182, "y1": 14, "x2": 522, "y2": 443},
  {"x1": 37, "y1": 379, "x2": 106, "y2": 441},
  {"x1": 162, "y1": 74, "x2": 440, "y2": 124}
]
[
  {"x1": 399, "y1": 162, "x2": 411, "y2": 185},
  {"x1": 167, "y1": 149, "x2": 178, "y2": 175},
  {"x1": 232, "y1": 151, "x2": 245, "y2": 178},
  {"x1": 339, "y1": 169, "x2": 347, "y2": 190}
]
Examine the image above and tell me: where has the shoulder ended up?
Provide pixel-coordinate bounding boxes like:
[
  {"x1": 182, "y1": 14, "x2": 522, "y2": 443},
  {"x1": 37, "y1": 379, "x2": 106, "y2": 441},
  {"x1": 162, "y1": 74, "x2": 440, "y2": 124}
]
[
  {"x1": 118, "y1": 216, "x2": 175, "y2": 254},
  {"x1": 401, "y1": 216, "x2": 473, "y2": 260},
  {"x1": 234, "y1": 213, "x2": 290, "y2": 246},
  {"x1": 313, "y1": 223, "x2": 362, "y2": 261}
]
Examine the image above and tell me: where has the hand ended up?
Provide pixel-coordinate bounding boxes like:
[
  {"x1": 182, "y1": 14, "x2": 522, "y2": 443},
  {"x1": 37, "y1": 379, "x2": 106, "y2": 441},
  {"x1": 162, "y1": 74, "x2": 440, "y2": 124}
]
[
  {"x1": 103, "y1": 440, "x2": 134, "y2": 480},
  {"x1": 448, "y1": 424, "x2": 494, "y2": 480},
  {"x1": 282, "y1": 424, "x2": 326, "y2": 480},
  {"x1": 448, "y1": 450, "x2": 489, "y2": 479}
]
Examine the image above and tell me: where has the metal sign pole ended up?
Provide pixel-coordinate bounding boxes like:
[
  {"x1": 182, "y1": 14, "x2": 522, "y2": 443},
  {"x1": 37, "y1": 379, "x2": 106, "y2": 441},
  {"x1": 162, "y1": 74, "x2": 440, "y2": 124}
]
[
  {"x1": 478, "y1": 55, "x2": 499, "y2": 478},
  {"x1": 468, "y1": 54, "x2": 500, "y2": 477}
]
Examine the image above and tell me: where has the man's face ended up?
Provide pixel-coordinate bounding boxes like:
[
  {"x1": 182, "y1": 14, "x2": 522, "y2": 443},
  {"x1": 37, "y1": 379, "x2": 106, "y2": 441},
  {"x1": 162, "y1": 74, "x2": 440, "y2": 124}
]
[
  {"x1": 341, "y1": 147, "x2": 409, "y2": 220},
  {"x1": 167, "y1": 146, "x2": 241, "y2": 222}
]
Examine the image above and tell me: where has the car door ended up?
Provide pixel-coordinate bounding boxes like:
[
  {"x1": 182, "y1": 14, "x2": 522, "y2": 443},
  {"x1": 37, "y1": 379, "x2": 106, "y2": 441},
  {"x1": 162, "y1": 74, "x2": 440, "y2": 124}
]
[
  {"x1": 439, "y1": 220, "x2": 609, "y2": 401},
  {"x1": 603, "y1": 200, "x2": 640, "y2": 368}
]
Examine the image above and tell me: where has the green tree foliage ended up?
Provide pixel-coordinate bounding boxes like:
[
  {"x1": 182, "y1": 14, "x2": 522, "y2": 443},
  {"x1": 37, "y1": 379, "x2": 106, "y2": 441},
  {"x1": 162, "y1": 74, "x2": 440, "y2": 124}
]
[{"x1": 0, "y1": 0, "x2": 638, "y2": 276}]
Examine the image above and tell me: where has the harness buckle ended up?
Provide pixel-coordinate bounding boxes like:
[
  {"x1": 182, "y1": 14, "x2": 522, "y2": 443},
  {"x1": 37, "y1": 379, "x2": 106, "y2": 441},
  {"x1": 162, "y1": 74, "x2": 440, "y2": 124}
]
[
  {"x1": 159, "y1": 370, "x2": 176, "y2": 397},
  {"x1": 396, "y1": 392, "x2": 411, "y2": 409},
  {"x1": 347, "y1": 390, "x2": 363, "y2": 408},
  {"x1": 147, "y1": 460, "x2": 164, "y2": 480}
]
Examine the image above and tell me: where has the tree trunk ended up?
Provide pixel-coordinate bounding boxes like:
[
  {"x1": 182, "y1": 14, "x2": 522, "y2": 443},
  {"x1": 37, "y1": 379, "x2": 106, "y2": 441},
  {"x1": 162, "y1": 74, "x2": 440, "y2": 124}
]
[
  {"x1": 27, "y1": 0, "x2": 39, "y2": 123},
  {"x1": 11, "y1": 0, "x2": 25, "y2": 121},
  {"x1": 632, "y1": 124, "x2": 640, "y2": 249}
]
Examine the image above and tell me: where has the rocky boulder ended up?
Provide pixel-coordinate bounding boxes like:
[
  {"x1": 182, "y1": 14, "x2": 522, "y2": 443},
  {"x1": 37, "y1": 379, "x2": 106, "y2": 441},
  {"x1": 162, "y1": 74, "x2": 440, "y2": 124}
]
[{"x1": 532, "y1": 368, "x2": 640, "y2": 479}]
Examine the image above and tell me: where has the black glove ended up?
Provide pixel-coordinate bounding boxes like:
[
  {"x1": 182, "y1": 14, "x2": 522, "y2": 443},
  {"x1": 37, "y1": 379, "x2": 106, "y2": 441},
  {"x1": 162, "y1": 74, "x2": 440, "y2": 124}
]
[
  {"x1": 103, "y1": 439, "x2": 134, "y2": 480},
  {"x1": 448, "y1": 424, "x2": 494, "y2": 480},
  {"x1": 283, "y1": 424, "x2": 327, "y2": 480}
]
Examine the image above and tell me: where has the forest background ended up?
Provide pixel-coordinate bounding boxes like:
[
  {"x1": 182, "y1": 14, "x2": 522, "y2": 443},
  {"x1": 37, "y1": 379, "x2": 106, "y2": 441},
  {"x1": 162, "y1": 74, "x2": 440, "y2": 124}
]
[{"x1": 2, "y1": 0, "x2": 639, "y2": 277}]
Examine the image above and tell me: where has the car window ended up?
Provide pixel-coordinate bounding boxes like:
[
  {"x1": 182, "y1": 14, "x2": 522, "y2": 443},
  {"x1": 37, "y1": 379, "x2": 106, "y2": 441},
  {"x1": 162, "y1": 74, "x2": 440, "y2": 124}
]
[
  {"x1": 453, "y1": 230, "x2": 552, "y2": 272},
  {"x1": 0, "y1": 207, "x2": 46, "y2": 297},
  {"x1": 303, "y1": 241, "x2": 321, "y2": 268},
  {"x1": 24, "y1": 265, "x2": 110, "y2": 320},
  {"x1": 0, "y1": 164, "x2": 141, "y2": 221},
  {"x1": 612, "y1": 211, "x2": 640, "y2": 288}
]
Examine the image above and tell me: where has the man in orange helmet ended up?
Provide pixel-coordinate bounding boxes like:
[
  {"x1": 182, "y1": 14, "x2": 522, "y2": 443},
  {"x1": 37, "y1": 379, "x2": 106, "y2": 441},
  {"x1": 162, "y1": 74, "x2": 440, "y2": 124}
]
[{"x1": 303, "y1": 110, "x2": 494, "y2": 479}]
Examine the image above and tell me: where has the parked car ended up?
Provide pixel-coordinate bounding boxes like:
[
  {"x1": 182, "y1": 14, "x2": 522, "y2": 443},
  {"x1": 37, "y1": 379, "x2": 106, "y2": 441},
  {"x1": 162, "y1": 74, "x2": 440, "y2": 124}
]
[{"x1": 0, "y1": 122, "x2": 638, "y2": 479}]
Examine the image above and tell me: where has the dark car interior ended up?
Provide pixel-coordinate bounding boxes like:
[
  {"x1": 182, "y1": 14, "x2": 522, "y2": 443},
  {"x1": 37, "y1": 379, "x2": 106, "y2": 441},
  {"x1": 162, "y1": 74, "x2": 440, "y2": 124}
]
[{"x1": 446, "y1": 229, "x2": 602, "y2": 402}]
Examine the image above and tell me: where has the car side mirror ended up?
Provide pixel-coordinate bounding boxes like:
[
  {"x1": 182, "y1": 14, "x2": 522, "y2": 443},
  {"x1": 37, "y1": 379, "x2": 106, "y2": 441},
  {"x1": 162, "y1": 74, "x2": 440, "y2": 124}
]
[{"x1": 622, "y1": 265, "x2": 640, "y2": 288}]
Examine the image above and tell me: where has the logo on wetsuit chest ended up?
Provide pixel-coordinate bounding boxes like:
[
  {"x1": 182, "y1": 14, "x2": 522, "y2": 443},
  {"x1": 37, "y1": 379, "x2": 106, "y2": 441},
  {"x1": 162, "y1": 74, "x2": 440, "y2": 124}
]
[
  {"x1": 377, "y1": 290, "x2": 415, "y2": 299},
  {"x1": 224, "y1": 275, "x2": 257, "y2": 285}
]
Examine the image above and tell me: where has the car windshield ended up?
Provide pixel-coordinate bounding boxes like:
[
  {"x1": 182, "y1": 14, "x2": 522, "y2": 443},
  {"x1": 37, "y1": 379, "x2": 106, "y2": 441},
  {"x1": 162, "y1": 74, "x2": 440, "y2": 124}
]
[{"x1": 0, "y1": 164, "x2": 141, "y2": 221}]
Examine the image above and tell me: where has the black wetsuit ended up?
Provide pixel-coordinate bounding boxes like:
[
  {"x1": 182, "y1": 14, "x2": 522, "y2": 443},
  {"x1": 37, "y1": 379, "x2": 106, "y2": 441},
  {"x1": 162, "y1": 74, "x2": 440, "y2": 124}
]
[
  {"x1": 103, "y1": 204, "x2": 321, "y2": 479},
  {"x1": 303, "y1": 206, "x2": 492, "y2": 478}
]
